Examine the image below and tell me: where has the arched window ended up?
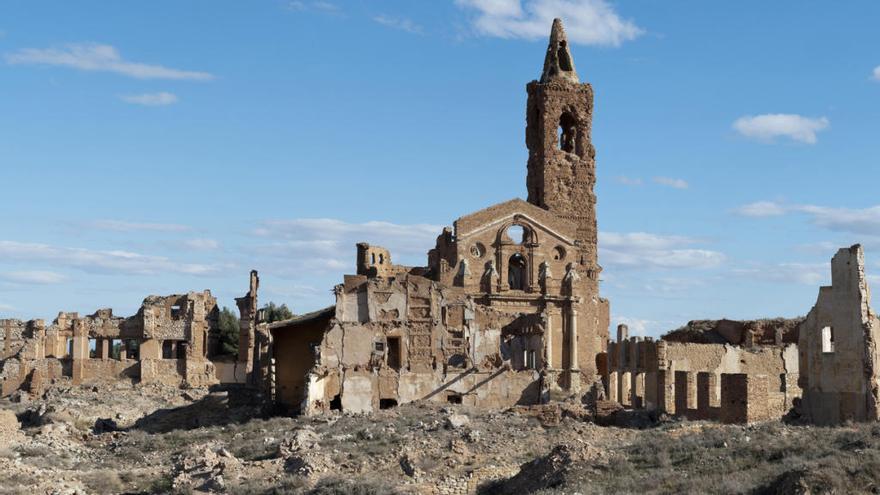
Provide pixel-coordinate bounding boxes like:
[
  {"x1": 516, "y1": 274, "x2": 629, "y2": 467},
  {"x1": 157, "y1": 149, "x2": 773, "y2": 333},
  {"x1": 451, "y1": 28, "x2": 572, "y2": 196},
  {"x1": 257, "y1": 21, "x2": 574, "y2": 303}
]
[
  {"x1": 505, "y1": 225, "x2": 526, "y2": 244},
  {"x1": 371, "y1": 253, "x2": 376, "y2": 264},
  {"x1": 508, "y1": 253, "x2": 527, "y2": 290},
  {"x1": 558, "y1": 112, "x2": 577, "y2": 153},
  {"x1": 379, "y1": 253, "x2": 384, "y2": 264}
]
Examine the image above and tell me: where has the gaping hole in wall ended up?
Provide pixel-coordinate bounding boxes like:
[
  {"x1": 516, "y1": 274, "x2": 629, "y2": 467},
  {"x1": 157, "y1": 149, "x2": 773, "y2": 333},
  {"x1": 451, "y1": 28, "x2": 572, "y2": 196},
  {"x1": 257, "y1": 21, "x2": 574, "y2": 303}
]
[
  {"x1": 379, "y1": 398, "x2": 398, "y2": 409},
  {"x1": 557, "y1": 40, "x2": 573, "y2": 72},
  {"x1": 379, "y1": 253, "x2": 384, "y2": 264},
  {"x1": 162, "y1": 340, "x2": 175, "y2": 359},
  {"x1": 125, "y1": 339, "x2": 140, "y2": 360},
  {"x1": 446, "y1": 392, "x2": 463, "y2": 404},
  {"x1": 448, "y1": 353, "x2": 467, "y2": 368},
  {"x1": 171, "y1": 305, "x2": 182, "y2": 320},
  {"x1": 88, "y1": 338, "x2": 98, "y2": 359},
  {"x1": 387, "y1": 337, "x2": 402, "y2": 370},
  {"x1": 109, "y1": 339, "x2": 123, "y2": 360},
  {"x1": 558, "y1": 112, "x2": 577, "y2": 153},
  {"x1": 553, "y1": 246, "x2": 566, "y2": 261},
  {"x1": 66, "y1": 337, "x2": 74, "y2": 358},
  {"x1": 505, "y1": 225, "x2": 526, "y2": 244},
  {"x1": 371, "y1": 253, "x2": 376, "y2": 264},
  {"x1": 821, "y1": 326, "x2": 835, "y2": 353},
  {"x1": 330, "y1": 394, "x2": 342, "y2": 411},
  {"x1": 508, "y1": 253, "x2": 527, "y2": 290}
]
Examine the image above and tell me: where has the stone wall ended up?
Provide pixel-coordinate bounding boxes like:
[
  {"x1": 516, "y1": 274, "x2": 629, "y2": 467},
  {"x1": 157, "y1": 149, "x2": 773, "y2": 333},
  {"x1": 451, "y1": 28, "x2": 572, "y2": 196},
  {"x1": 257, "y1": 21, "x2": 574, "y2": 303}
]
[
  {"x1": 605, "y1": 324, "x2": 799, "y2": 423},
  {"x1": 0, "y1": 287, "x2": 240, "y2": 396},
  {"x1": 798, "y1": 244, "x2": 880, "y2": 424}
]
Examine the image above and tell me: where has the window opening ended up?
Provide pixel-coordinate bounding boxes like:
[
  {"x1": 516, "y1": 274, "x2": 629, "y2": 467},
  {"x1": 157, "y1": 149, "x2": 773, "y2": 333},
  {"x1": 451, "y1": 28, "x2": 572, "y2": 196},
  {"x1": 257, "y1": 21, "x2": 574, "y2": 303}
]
[
  {"x1": 508, "y1": 253, "x2": 527, "y2": 290},
  {"x1": 558, "y1": 112, "x2": 577, "y2": 153},
  {"x1": 822, "y1": 326, "x2": 835, "y2": 353},
  {"x1": 109, "y1": 339, "x2": 123, "y2": 360}
]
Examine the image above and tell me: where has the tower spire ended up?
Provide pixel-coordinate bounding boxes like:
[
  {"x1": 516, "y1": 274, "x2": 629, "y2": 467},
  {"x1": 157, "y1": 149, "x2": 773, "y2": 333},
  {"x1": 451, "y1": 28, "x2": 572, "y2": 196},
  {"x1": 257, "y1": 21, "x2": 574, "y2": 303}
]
[{"x1": 540, "y1": 18, "x2": 579, "y2": 84}]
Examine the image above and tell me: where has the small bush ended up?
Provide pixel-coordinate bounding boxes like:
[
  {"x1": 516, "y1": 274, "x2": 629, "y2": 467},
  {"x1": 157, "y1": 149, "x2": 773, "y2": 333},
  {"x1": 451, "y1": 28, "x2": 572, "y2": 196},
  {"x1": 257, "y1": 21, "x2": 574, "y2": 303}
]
[{"x1": 82, "y1": 470, "x2": 124, "y2": 494}]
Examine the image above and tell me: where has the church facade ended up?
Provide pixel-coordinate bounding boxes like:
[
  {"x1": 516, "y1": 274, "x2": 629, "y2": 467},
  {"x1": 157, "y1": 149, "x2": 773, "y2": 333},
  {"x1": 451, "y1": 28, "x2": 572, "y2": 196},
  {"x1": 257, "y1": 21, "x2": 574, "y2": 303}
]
[{"x1": 266, "y1": 19, "x2": 610, "y2": 414}]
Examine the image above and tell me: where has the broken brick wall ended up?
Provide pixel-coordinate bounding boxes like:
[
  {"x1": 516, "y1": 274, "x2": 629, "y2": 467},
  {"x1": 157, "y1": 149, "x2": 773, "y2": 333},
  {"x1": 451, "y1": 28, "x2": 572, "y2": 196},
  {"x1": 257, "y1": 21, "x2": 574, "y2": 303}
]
[{"x1": 798, "y1": 244, "x2": 880, "y2": 424}]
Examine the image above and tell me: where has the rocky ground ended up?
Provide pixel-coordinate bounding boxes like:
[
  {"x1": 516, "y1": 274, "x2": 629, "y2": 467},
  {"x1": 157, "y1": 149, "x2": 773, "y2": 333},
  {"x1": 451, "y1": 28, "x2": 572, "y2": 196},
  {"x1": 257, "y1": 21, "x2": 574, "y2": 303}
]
[{"x1": 1, "y1": 383, "x2": 880, "y2": 495}]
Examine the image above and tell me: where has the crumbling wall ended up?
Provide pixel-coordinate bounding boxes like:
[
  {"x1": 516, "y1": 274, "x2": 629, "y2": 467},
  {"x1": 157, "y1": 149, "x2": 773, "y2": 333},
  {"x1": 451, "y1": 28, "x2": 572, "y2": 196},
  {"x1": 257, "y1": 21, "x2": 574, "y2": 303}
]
[
  {"x1": 0, "y1": 286, "x2": 233, "y2": 396},
  {"x1": 0, "y1": 319, "x2": 26, "y2": 359},
  {"x1": 663, "y1": 318, "x2": 802, "y2": 346},
  {"x1": 289, "y1": 266, "x2": 566, "y2": 415},
  {"x1": 605, "y1": 324, "x2": 799, "y2": 423},
  {"x1": 798, "y1": 244, "x2": 880, "y2": 424}
]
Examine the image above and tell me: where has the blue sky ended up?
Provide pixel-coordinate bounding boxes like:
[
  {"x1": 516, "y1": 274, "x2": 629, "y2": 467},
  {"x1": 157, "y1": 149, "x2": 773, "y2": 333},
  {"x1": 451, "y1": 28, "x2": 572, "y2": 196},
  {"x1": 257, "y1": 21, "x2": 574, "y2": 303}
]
[{"x1": 1, "y1": 1, "x2": 879, "y2": 337}]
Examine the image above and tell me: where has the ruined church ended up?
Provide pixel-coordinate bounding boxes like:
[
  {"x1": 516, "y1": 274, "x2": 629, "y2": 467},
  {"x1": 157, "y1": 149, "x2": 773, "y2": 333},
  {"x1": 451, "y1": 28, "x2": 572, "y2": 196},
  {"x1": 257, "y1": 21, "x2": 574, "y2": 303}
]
[{"x1": 266, "y1": 18, "x2": 609, "y2": 414}]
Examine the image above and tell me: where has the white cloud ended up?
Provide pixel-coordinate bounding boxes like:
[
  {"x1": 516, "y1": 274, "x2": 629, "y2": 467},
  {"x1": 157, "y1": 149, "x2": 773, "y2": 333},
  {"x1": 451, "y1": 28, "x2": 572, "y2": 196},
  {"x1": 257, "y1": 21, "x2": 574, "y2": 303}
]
[
  {"x1": 87, "y1": 219, "x2": 191, "y2": 233},
  {"x1": 734, "y1": 201, "x2": 880, "y2": 235},
  {"x1": 600, "y1": 232, "x2": 725, "y2": 269},
  {"x1": 0, "y1": 303, "x2": 15, "y2": 312},
  {"x1": 734, "y1": 262, "x2": 828, "y2": 286},
  {"x1": 873, "y1": 66, "x2": 880, "y2": 81},
  {"x1": 455, "y1": 0, "x2": 643, "y2": 46},
  {"x1": 614, "y1": 176, "x2": 643, "y2": 186},
  {"x1": 732, "y1": 114, "x2": 829, "y2": 144},
  {"x1": 0, "y1": 271, "x2": 68, "y2": 285},
  {"x1": 120, "y1": 92, "x2": 178, "y2": 106},
  {"x1": 734, "y1": 201, "x2": 788, "y2": 217},
  {"x1": 0, "y1": 240, "x2": 223, "y2": 276},
  {"x1": 255, "y1": 218, "x2": 441, "y2": 255},
  {"x1": 181, "y1": 239, "x2": 220, "y2": 251},
  {"x1": 652, "y1": 176, "x2": 688, "y2": 189},
  {"x1": 373, "y1": 15, "x2": 424, "y2": 34},
  {"x1": 5, "y1": 43, "x2": 214, "y2": 81},
  {"x1": 250, "y1": 218, "x2": 442, "y2": 277},
  {"x1": 795, "y1": 205, "x2": 880, "y2": 235},
  {"x1": 612, "y1": 315, "x2": 654, "y2": 337}
]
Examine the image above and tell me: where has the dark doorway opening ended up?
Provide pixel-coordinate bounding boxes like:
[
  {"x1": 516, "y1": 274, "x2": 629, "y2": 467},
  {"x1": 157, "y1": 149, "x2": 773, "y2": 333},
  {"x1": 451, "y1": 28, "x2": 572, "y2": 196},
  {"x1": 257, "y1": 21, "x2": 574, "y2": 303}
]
[{"x1": 387, "y1": 336, "x2": 401, "y2": 370}]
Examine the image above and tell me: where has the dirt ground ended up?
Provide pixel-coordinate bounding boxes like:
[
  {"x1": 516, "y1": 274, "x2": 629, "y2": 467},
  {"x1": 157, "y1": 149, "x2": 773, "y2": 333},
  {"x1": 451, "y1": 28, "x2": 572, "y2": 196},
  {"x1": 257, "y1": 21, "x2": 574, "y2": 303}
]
[{"x1": 1, "y1": 382, "x2": 878, "y2": 495}]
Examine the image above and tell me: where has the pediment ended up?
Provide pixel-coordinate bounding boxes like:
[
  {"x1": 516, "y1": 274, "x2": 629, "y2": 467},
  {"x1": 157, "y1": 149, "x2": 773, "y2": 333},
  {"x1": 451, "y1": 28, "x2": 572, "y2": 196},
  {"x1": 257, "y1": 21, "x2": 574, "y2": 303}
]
[{"x1": 454, "y1": 198, "x2": 578, "y2": 246}]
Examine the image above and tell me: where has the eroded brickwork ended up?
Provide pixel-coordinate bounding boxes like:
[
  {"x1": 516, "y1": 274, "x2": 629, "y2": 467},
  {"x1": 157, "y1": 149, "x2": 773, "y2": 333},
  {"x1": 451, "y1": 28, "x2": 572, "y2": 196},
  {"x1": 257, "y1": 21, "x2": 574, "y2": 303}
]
[
  {"x1": 0, "y1": 289, "x2": 237, "y2": 396},
  {"x1": 798, "y1": 244, "x2": 880, "y2": 424},
  {"x1": 605, "y1": 323, "x2": 800, "y2": 423}
]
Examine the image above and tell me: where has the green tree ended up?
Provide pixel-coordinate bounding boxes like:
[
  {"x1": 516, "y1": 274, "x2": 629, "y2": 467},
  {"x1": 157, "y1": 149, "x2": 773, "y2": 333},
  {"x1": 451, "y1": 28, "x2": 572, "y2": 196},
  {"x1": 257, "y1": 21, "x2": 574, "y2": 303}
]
[
  {"x1": 262, "y1": 302, "x2": 294, "y2": 323},
  {"x1": 218, "y1": 306, "x2": 240, "y2": 356}
]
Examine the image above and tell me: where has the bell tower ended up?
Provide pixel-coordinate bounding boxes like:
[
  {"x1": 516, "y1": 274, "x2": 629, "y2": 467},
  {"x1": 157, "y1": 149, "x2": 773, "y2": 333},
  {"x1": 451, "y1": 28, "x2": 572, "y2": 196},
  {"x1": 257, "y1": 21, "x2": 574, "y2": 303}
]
[{"x1": 526, "y1": 19, "x2": 598, "y2": 275}]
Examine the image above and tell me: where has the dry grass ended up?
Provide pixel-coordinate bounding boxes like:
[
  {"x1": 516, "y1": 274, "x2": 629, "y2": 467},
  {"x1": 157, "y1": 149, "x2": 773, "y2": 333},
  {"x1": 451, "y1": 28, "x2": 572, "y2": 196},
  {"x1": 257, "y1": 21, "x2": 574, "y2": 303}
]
[{"x1": 487, "y1": 421, "x2": 880, "y2": 494}]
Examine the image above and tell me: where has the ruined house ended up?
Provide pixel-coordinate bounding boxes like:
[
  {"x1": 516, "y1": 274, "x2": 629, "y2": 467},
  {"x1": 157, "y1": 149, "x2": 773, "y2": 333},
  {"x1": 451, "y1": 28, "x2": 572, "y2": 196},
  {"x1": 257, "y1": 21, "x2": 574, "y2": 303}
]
[
  {"x1": 265, "y1": 19, "x2": 610, "y2": 414},
  {"x1": 606, "y1": 324, "x2": 800, "y2": 424},
  {"x1": 0, "y1": 290, "x2": 228, "y2": 396},
  {"x1": 798, "y1": 244, "x2": 880, "y2": 424}
]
